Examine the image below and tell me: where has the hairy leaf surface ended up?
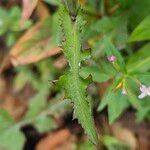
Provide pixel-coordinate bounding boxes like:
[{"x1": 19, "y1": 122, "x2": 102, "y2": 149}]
[{"x1": 58, "y1": 5, "x2": 98, "y2": 145}]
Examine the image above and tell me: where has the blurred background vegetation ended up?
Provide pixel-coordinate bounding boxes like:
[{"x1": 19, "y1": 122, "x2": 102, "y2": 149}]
[{"x1": 0, "y1": 0, "x2": 150, "y2": 150}]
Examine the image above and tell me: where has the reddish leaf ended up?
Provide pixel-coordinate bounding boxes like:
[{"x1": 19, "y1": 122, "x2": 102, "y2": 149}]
[
  {"x1": 0, "y1": 17, "x2": 61, "y2": 72},
  {"x1": 20, "y1": 0, "x2": 38, "y2": 28}
]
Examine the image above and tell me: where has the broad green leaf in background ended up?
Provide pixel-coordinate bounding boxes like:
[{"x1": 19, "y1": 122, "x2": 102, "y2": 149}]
[
  {"x1": 98, "y1": 76, "x2": 130, "y2": 124},
  {"x1": 136, "y1": 106, "x2": 150, "y2": 122},
  {"x1": 98, "y1": 76, "x2": 123, "y2": 109},
  {"x1": 132, "y1": 73, "x2": 150, "y2": 85},
  {"x1": 9, "y1": 6, "x2": 22, "y2": 31},
  {"x1": 98, "y1": 89, "x2": 129, "y2": 124},
  {"x1": 0, "y1": 109, "x2": 14, "y2": 132},
  {"x1": 34, "y1": 115, "x2": 57, "y2": 133},
  {"x1": 92, "y1": 17, "x2": 128, "y2": 48},
  {"x1": 0, "y1": 110, "x2": 25, "y2": 150},
  {"x1": 80, "y1": 66, "x2": 112, "y2": 83},
  {"x1": 85, "y1": 16, "x2": 128, "y2": 51},
  {"x1": 80, "y1": 63, "x2": 116, "y2": 83},
  {"x1": 14, "y1": 60, "x2": 53, "y2": 92},
  {"x1": 0, "y1": 127, "x2": 25, "y2": 150},
  {"x1": 0, "y1": 6, "x2": 20, "y2": 34},
  {"x1": 29, "y1": 98, "x2": 72, "y2": 133},
  {"x1": 90, "y1": 17, "x2": 116, "y2": 34},
  {"x1": 128, "y1": 15, "x2": 150, "y2": 42},
  {"x1": 77, "y1": 140, "x2": 95, "y2": 150},
  {"x1": 126, "y1": 43, "x2": 150, "y2": 72},
  {"x1": 24, "y1": 84, "x2": 50, "y2": 119},
  {"x1": 0, "y1": 96, "x2": 72, "y2": 150},
  {"x1": 101, "y1": 135, "x2": 130, "y2": 150},
  {"x1": 14, "y1": 60, "x2": 58, "y2": 133},
  {"x1": 124, "y1": 79, "x2": 142, "y2": 110},
  {"x1": 0, "y1": 6, "x2": 32, "y2": 47},
  {"x1": 0, "y1": 6, "x2": 32, "y2": 32},
  {"x1": 6, "y1": 32, "x2": 19, "y2": 47},
  {"x1": 128, "y1": 0, "x2": 150, "y2": 29},
  {"x1": 14, "y1": 66, "x2": 33, "y2": 91}
]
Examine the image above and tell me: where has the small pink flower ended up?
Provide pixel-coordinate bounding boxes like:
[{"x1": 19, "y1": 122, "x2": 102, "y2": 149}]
[
  {"x1": 138, "y1": 85, "x2": 150, "y2": 99},
  {"x1": 107, "y1": 55, "x2": 116, "y2": 62}
]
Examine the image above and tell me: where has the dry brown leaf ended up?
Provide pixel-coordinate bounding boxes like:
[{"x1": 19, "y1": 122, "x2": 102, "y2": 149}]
[
  {"x1": 0, "y1": 77, "x2": 5, "y2": 96},
  {"x1": 0, "y1": 18, "x2": 62, "y2": 72},
  {"x1": 138, "y1": 135, "x2": 150, "y2": 150},
  {"x1": 20, "y1": 0, "x2": 38, "y2": 28},
  {"x1": 0, "y1": 76, "x2": 34, "y2": 121},
  {"x1": 54, "y1": 57, "x2": 67, "y2": 69},
  {"x1": 0, "y1": 95, "x2": 27, "y2": 121},
  {"x1": 79, "y1": 0, "x2": 87, "y2": 5},
  {"x1": 36, "y1": 0, "x2": 50, "y2": 19},
  {"x1": 98, "y1": 81, "x2": 111, "y2": 98},
  {"x1": 10, "y1": 44, "x2": 61, "y2": 66},
  {"x1": 11, "y1": 18, "x2": 62, "y2": 66},
  {"x1": 36, "y1": 129, "x2": 76, "y2": 150},
  {"x1": 111, "y1": 123, "x2": 137, "y2": 150}
]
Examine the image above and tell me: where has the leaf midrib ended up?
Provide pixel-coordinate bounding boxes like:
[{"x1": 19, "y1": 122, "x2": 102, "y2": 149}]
[{"x1": 72, "y1": 74, "x2": 97, "y2": 143}]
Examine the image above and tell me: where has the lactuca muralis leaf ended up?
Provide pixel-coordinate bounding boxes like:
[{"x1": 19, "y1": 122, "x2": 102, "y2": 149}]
[{"x1": 58, "y1": 5, "x2": 98, "y2": 145}]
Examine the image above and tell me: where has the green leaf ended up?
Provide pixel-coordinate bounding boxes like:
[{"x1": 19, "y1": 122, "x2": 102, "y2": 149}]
[
  {"x1": 6, "y1": 33, "x2": 17, "y2": 46},
  {"x1": 77, "y1": 140, "x2": 95, "y2": 150},
  {"x1": 102, "y1": 135, "x2": 130, "y2": 150},
  {"x1": 58, "y1": 72, "x2": 98, "y2": 144},
  {"x1": 136, "y1": 91, "x2": 150, "y2": 121},
  {"x1": 80, "y1": 66, "x2": 111, "y2": 83},
  {"x1": 103, "y1": 36, "x2": 126, "y2": 73},
  {"x1": 108, "y1": 91, "x2": 129, "y2": 124},
  {"x1": 80, "y1": 64, "x2": 115, "y2": 83},
  {"x1": 58, "y1": 5, "x2": 98, "y2": 145},
  {"x1": 128, "y1": 15, "x2": 150, "y2": 42},
  {"x1": 128, "y1": 0, "x2": 150, "y2": 29},
  {"x1": 124, "y1": 79, "x2": 142, "y2": 110},
  {"x1": 136, "y1": 107, "x2": 150, "y2": 122},
  {"x1": 0, "y1": 110, "x2": 25, "y2": 150},
  {"x1": 0, "y1": 127, "x2": 25, "y2": 150},
  {"x1": 98, "y1": 77, "x2": 129, "y2": 124},
  {"x1": 132, "y1": 72, "x2": 150, "y2": 85},
  {"x1": 126, "y1": 43, "x2": 150, "y2": 72},
  {"x1": 24, "y1": 84, "x2": 49, "y2": 119},
  {"x1": 14, "y1": 66, "x2": 32, "y2": 91},
  {"x1": 98, "y1": 76, "x2": 123, "y2": 110},
  {"x1": 34, "y1": 115, "x2": 57, "y2": 133},
  {"x1": 98, "y1": 89, "x2": 129, "y2": 124},
  {"x1": 0, "y1": 109, "x2": 14, "y2": 132},
  {"x1": 91, "y1": 17, "x2": 115, "y2": 34},
  {"x1": 84, "y1": 16, "x2": 128, "y2": 50}
]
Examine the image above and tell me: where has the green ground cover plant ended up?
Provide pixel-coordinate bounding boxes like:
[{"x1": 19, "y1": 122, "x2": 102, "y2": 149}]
[{"x1": 0, "y1": 0, "x2": 149, "y2": 149}]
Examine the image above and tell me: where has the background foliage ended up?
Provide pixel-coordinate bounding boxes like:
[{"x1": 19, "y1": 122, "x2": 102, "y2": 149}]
[{"x1": 0, "y1": 0, "x2": 149, "y2": 149}]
